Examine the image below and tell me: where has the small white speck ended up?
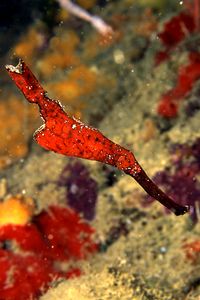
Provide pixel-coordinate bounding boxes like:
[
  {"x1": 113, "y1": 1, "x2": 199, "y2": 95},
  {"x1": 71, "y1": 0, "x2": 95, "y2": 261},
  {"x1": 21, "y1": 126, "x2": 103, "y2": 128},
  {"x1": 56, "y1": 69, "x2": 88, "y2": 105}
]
[
  {"x1": 70, "y1": 184, "x2": 78, "y2": 194},
  {"x1": 48, "y1": 234, "x2": 54, "y2": 240},
  {"x1": 160, "y1": 246, "x2": 167, "y2": 253},
  {"x1": 72, "y1": 124, "x2": 77, "y2": 129}
]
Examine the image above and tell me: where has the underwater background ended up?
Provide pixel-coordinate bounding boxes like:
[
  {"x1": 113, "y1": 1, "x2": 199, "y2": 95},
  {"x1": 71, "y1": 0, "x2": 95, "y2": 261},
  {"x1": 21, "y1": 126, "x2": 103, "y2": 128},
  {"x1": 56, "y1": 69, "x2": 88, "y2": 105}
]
[{"x1": 1, "y1": 0, "x2": 200, "y2": 299}]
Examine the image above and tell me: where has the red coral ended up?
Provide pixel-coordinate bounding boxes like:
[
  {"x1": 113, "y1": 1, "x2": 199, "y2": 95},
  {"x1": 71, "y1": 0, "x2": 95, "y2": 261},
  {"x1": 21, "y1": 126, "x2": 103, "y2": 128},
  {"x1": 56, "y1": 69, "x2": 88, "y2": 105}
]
[
  {"x1": 0, "y1": 205, "x2": 97, "y2": 300},
  {"x1": 155, "y1": 12, "x2": 195, "y2": 65},
  {"x1": 35, "y1": 206, "x2": 97, "y2": 261},
  {"x1": 6, "y1": 60, "x2": 188, "y2": 215},
  {"x1": 158, "y1": 52, "x2": 200, "y2": 117},
  {"x1": 183, "y1": 240, "x2": 200, "y2": 263},
  {"x1": 0, "y1": 224, "x2": 47, "y2": 253},
  {"x1": 155, "y1": 50, "x2": 170, "y2": 65},
  {"x1": 158, "y1": 12, "x2": 195, "y2": 48},
  {"x1": 184, "y1": 0, "x2": 200, "y2": 31},
  {"x1": 0, "y1": 251, "x2": 62, "y2": 300}
]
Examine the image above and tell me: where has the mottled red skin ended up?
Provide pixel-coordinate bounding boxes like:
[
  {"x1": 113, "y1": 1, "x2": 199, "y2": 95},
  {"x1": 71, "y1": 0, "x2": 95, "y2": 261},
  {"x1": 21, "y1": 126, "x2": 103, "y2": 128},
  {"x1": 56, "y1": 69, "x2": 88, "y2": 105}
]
[
  {"x1": 6, "y1": 60, "x2": 189, "y2": 215},
  {"x1": 6, "y1": 61, "x2": 140, "y2": 176}
]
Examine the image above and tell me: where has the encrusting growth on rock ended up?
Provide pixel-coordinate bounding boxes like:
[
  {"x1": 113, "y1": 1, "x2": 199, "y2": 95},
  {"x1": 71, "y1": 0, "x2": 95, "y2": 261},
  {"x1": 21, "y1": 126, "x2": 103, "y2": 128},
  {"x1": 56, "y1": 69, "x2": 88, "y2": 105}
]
[{"x1": 6, "y1": 60, "x2": 189, "y2": 216}]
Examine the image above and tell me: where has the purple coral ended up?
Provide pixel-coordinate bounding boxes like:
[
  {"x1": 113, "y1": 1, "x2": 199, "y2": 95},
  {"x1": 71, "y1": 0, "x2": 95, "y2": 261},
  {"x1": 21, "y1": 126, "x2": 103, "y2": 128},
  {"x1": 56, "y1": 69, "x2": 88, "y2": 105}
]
[
  {"x1": 58, "y1": 161, "x2": 98, "y2": 221},
  {"x1": 144, "y1": 139, "x2": 200, "y2": 222}
]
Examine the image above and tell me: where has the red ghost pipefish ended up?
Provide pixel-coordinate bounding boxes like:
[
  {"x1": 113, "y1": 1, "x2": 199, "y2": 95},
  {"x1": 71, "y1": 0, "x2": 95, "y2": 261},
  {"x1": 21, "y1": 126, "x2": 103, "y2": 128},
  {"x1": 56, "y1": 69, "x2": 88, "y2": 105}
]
[{"x1": 6, "y1": 60, "x2": 189, "y2": 216}]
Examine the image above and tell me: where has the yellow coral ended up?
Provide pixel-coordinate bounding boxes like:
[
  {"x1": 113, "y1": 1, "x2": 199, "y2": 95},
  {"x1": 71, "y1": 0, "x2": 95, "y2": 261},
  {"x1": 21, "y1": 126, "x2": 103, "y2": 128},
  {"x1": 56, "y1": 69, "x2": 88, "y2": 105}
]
[
  {"x1": 50, "y1": 31, "x2": 80, "y2": 52},
  {"x1": 56, "y1": 8, "x2": 70, "y2": 22},
  {"x1": 82, "y1": 29, "x2": 122, "y2": 60},
  {"x1": 0, "y1": 95, "x2": 38, "y2": 169},
  {"x1": 37, "y1": 31, "x2": 80, "y2": 77},
  {"x1": 68, "y1": 65, "x2": 98, "y2": 93},
  {"x1": 0, "y1": 195, "x2": 35, "y2": 226},
  {"x1": 12, "y1": 24, "x2": 45, "y2": 66},
  {"x1": 46, "y1": 65, "x2": 97, "y2": 112},
  {"x1": 133, "y1": 8, "x2": 157, "y2": 37},
  {"x1": 76, "y1": 0, "x2": 97, "y2": 9}
]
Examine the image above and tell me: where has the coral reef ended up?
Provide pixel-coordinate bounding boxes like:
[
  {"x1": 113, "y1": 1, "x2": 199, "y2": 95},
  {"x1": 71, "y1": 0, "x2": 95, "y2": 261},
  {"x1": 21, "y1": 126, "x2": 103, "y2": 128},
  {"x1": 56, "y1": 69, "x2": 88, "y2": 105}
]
[
  {"x1": 184, "y1": 239, "x2": 200, "y2": 262},
  {"x1": 37, "y1": 31, "x2": 81, "y2": 77},
  {"x1": 58, "y1": 161, "x2": 98, "y2": 220},
  {"x1": 155, "y1": 11, "x2": 195, "y2": 65},
  {"x1": 158, "y1": 52, "x2": 200, "y2": 118},
  {"x1": 45, "y1": 64, "x2": 98, "y2": 115},
  {"x1": 144, "y1": 138, "x2": 200, "y2": 222},
  {"x1": 0, "y1": 194, "x2": 34, "y2": 226},
  {"x1": 155, "y1": 8, "x2": 200, "y2": 118},
  {"x1": 0, "y1": 204, "x2": 97, "y2": 299},
  {"x1": 12, "y1": 24, "x2": 47, "y2": 67},
  {"x1": 0, "y1": 95, "x2": 38, "y2": 169},
  {"x1": 76, "y1": 0, "x2": 97, "y2": 9},
  {"x1": 1, "y1": 1, "x2": 200, "y2": 299}
]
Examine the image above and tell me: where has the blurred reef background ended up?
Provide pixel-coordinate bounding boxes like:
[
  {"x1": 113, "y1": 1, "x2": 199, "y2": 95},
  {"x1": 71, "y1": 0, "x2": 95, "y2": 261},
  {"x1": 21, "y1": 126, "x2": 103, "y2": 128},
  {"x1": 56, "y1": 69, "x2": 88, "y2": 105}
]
[{"x1": 1, "y1": 0, "x2": 200, "y2": 299}]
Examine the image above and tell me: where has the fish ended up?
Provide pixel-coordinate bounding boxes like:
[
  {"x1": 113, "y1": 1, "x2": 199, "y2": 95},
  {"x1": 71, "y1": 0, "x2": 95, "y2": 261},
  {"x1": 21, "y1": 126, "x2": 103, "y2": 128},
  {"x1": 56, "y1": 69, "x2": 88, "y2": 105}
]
[{"x1": 6, "y1": 59, "x2": 189, "y2": 216}]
